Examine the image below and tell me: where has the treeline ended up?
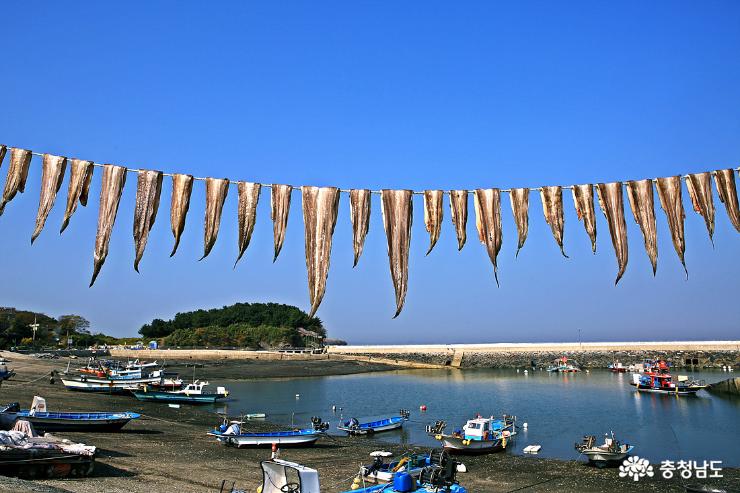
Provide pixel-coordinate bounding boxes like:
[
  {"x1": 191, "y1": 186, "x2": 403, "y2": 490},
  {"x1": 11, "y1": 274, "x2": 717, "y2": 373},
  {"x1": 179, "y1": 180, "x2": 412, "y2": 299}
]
[
  {"x1": 139, "y1": 302, "x2": 324, "y2": 339},
  {"x1": 0, "y1": 307, "x2": 127, "y2": 349},
  {"x1": 164, "y1": 324, "x2": 302, "y2": 348}
]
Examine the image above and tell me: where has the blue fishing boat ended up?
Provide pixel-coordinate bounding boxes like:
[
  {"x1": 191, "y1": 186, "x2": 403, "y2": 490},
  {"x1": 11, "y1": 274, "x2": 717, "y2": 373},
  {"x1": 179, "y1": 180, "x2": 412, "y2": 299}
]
[
  {"x1": 208, "y1": 417, "x2": 329, "y2": 448},
  {"x1": 0, "y1": 365, "x2": 15, "y2": 381},
  {"x1": 338, "y1": 409, "x2": 410, "y2": 435},
  {"x1": 0, "y1": 398, "x2": 140, "y2": 432},
  {"x1": 132, "y1": 380, "x2": 228, "y2": 404}
]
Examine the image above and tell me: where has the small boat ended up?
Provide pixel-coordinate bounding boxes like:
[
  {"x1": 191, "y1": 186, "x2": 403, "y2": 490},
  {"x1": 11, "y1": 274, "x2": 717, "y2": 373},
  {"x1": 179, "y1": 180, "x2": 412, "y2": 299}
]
[
  {"x1": 608, "y1": 361, "x2": 627, "y2": 373},
  {"x1": 630, "y1": 372, "x2": 707, "y2": 395},
  {"x1": 338, "y1": 409, "x2": 410, "y2": 435},
  {"x1": 208, "y1": 417, "x2": 329, "y2": 448},
  {"x1": 575, "y1": 432, "x2": 634, "y2": 466},
  {"x1": 61, "y1": 374, "x2": 162, "y2": 393},
  {"x1": 547, "y1": 356, "x2": 580, "y2": 373},
  {"x1": 0, "y1": 420, "x2": 96, "y2": 478},
  {"x1": 0, "y1": 397, "x2": 140, "y2": 433},
  {"x1": 428, "y1": 415, "x2": 516, "y2": 455},
  {"x1": 357, "y1": 450, "x2": 430, "y2": 484},
  {"x1": 0, "y1": 365, "x2": 15, "y2": 381},
  {"x1": 132, "y1": 380, "x2": 229, "y2": 404},
  {"x1": 255, "y1": 450, "x2": 468, "y2": 493}
]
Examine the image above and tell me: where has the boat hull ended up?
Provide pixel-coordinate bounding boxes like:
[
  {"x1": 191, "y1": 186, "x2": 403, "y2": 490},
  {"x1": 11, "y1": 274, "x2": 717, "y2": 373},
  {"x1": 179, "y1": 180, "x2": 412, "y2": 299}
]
[
  {"x1": 209, "y1": 431, "x2": 321, "y2": 448},
  {"x1": 0, "y1": 412, "x2": 139, "y2": 432},
  {"x1": 338, "y1": 417, "x2": 405, "y2": 435},
  {"x1": 439, "y1": 436, "x2": 506, "y2": 455},
  {"x1": 630, "y1": 383, "x2": 703, "y2": 395},
  {"x1": 132, "y1": 390, "x2": 224, "y2": 404}
]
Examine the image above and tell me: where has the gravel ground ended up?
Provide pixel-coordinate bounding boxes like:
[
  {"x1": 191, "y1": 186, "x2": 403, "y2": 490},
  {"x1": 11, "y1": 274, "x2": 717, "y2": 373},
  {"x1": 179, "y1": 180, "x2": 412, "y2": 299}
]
[{"x1": 0, "y1": 352, "x2": 737, "y2": 493}]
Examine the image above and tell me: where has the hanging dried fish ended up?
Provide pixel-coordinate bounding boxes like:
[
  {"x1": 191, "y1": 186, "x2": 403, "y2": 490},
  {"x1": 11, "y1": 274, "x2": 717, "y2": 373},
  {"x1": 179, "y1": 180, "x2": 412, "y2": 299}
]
[
  {"x1": 423, "y1": 190, "x2": 443, "y2": 255},
  {"x1": 714, "y1": 169, "x2": 740, "y2": 233},
  {"x1": 449, "y1": 190, "x2": 468, "y2": 251},
  {"x1": 0, "y1": 145, "x2": 6, "y2": 169},
  {"x1": 60, "y1": 159, "x2": 94, "y2": 233},
  {"x1": 540, "y1": 186, "x2": 567, "y2": 257},
  {"x1": 656, "y1": 176, "x2": 687, "y2": 277},
  {"x1": 200, "y1": 177, "x2": 230, "y2": 260},
  {"x1": 597, "y1": 182, "x2": 628, "y2": 284},
  {"x1": 381, "y1": 189, "x2": 413, "y2": 318},
  {"x1": 133, "y1": 170, "x2": 163, "y2": 272},
  {"x1": 349, "y1": 189, "x2": 371, "y2": 267},
  {"x1": 169, "y1": 173, "x2": 194, "y2": 257},
  {"x1": 474, "y1": 188, "x2": 503, "y2": 285},
  {"x1": 0, "y1": 147, "x2": 33, "y2": 216},
  {"x1": 271, "y1": 184, "x2": 293, "y2": 262},
  {"x1": 302, "y1": 186, "x2": 340, "y2": 316},
  {"x1": 90, "y1": 165, "x2": 127, "y2": 287},
  {"x1": 685, "y1": 172, "x2": 715, "y2": 244},
  {"x1": 626, "y1": 180, "x2": 658, "y2": 275},
  {"x1": 235, "y1": 181, "x2": 261, "y2": 267},
  {"x1": 571, "y1": 184, "x2": 597, "y2": 253},
  {"x1": 31, "y1": 154, "x2": 67, "y2": 243},
  {"x1": 509, "y1": 188, "x2": 529, "y2": 257}
]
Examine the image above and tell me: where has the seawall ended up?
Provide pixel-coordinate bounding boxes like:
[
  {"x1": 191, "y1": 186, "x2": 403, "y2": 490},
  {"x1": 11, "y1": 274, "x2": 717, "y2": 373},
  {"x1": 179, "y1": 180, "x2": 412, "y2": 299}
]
[{"x1": 326, "y1": 341, "x2": 740, "y2": 368}]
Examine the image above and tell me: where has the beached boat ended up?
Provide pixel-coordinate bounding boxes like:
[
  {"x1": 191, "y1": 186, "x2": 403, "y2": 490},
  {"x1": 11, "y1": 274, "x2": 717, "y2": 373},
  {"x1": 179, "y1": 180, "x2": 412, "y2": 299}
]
[
  {"x1": 61, "y1": 373, "x2": 162, "y2": 393},
  {"x1": 0, "y1": 397, "x2": 140, "y2": 433},
  {"x1": 427, "y1": 415, "x2": 516, "y2": 454},
  {"x1": 338, "y1": 410, "x2": 410, "y2": 435},
  {"x1": 357, "y1": 450, "x2": 430, "y2": 484},
  {"x1": 575, "y1": 432, "x2": 634, "y2": 465},
  {"x1": 132, "y1": 380, "x2": 228, "y2": 404},
  {"x1": 257, "y1": 450, "x2": 467, "y2": 493},
  {"x1": 0, "y1": 421, "x2": 96, "y2": 478},
  {"x1": 630, "y1": 372, "x2": 707, "y2": 395},
  {"x1": 0, "y1": 364, "x2": 15, "y2": 381},
  {"x1": 208, "y1": 417, "x2": 329, "y2": 448},
  {"x1": 547, "y1": 356, "x2": 580, "y2": 373}
]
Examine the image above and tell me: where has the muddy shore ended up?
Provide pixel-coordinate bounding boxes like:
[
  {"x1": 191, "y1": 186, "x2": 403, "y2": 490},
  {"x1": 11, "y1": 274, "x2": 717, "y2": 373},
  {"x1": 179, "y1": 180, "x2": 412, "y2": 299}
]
[{"x1": 0, "y1": 353, "x2": 737, "y2": 493}]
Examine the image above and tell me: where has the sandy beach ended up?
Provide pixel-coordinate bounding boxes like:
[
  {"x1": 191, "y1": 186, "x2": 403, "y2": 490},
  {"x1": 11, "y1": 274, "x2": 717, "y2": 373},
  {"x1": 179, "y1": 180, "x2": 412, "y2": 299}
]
[{"x1": 0, "y1": 352, "x2": 737, "y2": 493}]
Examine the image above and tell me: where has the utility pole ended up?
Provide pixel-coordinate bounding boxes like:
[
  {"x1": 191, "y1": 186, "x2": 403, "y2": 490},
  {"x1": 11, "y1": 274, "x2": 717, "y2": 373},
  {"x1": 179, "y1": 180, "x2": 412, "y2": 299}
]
[
  {"x1": 578, "y1": 328, "x2": 582, "y2": 349},
  {"x1": 29, "y1": 316, "x2": 40, "y2": 345}
]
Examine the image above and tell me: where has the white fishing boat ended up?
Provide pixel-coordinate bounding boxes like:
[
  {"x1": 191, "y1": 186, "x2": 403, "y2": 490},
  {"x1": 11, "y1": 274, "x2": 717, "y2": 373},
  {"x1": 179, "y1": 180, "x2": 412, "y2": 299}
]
[
  {"x1": 61, "y1": 374, "x2": 161, "y2": 393},
  {"x1": 575, "y1": 432, "x2": 633, "y2": 465},
  {"x1": 428, "y1": 415, "x2": 516, "y2": 455}
]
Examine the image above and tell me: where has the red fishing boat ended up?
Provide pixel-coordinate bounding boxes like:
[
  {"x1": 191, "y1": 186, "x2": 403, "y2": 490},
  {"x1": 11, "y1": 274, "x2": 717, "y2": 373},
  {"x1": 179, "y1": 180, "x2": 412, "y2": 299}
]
[{"x1": 629, "y1": 361, "x2": 707, "y2": 395}]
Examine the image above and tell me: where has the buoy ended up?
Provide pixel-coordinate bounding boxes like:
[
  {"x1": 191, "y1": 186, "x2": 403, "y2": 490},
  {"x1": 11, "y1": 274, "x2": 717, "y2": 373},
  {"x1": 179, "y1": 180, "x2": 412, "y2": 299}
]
[
  {"x1": 332, "y1": 405, "x2": 337, "y2": 412},
  {"x1": 516, "y1": 369, "x2": 520, "y2": 373},
  {"x1": 295, "y1": 394, "x2": 300, "y2": 399},
  {"x1": 257, "y1": 485, "x2": 263, "y2": 493},
  {"x1": 523, "y1": 370, "x2": 528, "y2": 374},
  {"x1": 420, "y1": 405, "x2": 427, "y2": 411},
  {"x1": 523, "y1": 422, "x2": 528, "y2": 429}
]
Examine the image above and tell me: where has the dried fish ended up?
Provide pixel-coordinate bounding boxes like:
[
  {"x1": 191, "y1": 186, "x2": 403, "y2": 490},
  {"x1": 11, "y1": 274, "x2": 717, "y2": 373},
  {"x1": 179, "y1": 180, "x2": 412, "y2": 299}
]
[
  {"x1": 302, "y1": 186, "x2": 340, "y2": 316},
  {"x1": 169, "y1": 174, "x2": 194, "y2": 257},
  {"x1": 201, "y1": 178, "x2": 230, "y2": 260},
  {"x1": 685, "y1": 172, "x2": 715, "y2": 243},
  {"x1": 626, "y1": 180, "x2": 658, "y2": 275},
  {"x1": 423, "y1": 190, "x2": 443, "y2": 255},
  {"x1": 349, "y1": 189, "x2": 371, "y2": 267},
  {"x1": 571, "y1": 184, "x2": 597, "y2": 253},
  {"x1": 0, "y1": 147, "x2": 32, "y2": 216},
  {"x1": 714, "y1": 169, "x2": 740, "y2": 233},
  {"x1": 474, "y1": 188, "x2": 503, "y2": 285},
  {"x1": 90, "y1": 165, "x2": 127, "y2": 287},
  {"x1": 509, "y1": 188, "x2": 529, "y2": 257},
  {"x1": 133, "y1": 170, "x2": 163, "y2": 272},
  {"x1": 271, "y1": 184, "x2": 293, "y2": 262},
  {"x1": 540, "y1": 186, "x2": 567, "y2": 257},
  {"x1": 235, "y1": 181, "x2": 261, "y2": 267},
  {"x1": 656, "y1": 176, "x2": 687, "y2": 277},
  {"x1": 31, "y1": 154, "x2": 67, "y2": 243},
  {"x1": 597, "y1": 182, "x2": 628, "y2": 284},
  {"x1": 60, "y1": 159, "x2": 94, "y2": 233},
  {"x1": 449, "y1": 190, "x2": 468, "y2": 251},
  {"x1": 381, "y1": 189, "x2": 413, "y2": 318},
  {"x1": 0, "y1": 145, "x2": 6, "y2": 169}
]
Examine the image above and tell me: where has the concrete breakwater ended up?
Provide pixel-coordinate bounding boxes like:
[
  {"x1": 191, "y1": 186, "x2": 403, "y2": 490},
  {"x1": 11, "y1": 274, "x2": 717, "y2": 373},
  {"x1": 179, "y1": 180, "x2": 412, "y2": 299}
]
[{"x1": 326, "y1": 341, "x2": 740, "y2": 369}]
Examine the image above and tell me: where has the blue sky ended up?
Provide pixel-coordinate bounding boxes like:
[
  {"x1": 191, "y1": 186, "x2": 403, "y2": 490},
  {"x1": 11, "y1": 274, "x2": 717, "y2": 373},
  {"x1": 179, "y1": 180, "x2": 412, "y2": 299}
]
[{"x1": 1, "y1": 1, "x2": 739, "y2": 343}]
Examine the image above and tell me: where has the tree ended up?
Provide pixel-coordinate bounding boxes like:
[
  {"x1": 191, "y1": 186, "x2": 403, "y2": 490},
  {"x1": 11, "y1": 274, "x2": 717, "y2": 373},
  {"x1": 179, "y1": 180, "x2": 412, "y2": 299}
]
[{"x1": 58, "y1": 315, "x2": 91, "y2": 335}]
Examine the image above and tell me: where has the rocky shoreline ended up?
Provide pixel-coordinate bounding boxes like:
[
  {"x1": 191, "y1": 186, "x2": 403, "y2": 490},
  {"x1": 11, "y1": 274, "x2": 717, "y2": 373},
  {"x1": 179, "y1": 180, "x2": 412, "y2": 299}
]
[{"x1": 0, "y1": 352, "x2": 737, "y2": 493}]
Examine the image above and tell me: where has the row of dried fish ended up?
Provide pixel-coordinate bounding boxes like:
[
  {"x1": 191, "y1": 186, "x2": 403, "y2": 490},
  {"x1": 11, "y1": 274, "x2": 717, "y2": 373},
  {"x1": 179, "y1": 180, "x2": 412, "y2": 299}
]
[{"x1": 1, "y1": 145, "x2": 739, "y2": 318}]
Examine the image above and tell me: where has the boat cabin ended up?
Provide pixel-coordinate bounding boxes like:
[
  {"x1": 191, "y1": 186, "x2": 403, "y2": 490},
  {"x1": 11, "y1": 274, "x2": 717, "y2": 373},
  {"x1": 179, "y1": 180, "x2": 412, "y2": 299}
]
[
  {"x1": 462, "y1": 417, "x2": 506, "y2": 441},
  {"x1": 260, "y1": 459, "x2": 320, "y2": 493}
]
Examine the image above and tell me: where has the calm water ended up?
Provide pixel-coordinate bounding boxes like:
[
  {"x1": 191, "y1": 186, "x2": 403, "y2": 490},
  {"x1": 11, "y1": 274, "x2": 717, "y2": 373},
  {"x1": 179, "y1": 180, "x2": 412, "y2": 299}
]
[{"x1": 212, "y1": 369, "x2": 740, "y2": 466}]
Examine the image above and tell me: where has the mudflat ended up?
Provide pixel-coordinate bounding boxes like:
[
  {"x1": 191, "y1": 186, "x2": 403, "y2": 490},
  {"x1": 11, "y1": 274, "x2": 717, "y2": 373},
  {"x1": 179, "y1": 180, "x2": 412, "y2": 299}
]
[{"x1": 0, "y1": 353, "x2": 736, "y2": 493}]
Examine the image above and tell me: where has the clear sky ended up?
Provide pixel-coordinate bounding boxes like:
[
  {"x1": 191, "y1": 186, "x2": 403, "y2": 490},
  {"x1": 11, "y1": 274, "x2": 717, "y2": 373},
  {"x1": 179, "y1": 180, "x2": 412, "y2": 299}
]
[{"x1": 1, "y1": 1, "x2": 739, "y2": 343}]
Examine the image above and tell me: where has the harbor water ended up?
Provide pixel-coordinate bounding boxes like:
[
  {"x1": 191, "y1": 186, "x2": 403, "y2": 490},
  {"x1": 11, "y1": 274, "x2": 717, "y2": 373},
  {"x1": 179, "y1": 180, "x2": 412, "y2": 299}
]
[{"x1": 215, "y1": 369, "x2": 740, "y2": 467}]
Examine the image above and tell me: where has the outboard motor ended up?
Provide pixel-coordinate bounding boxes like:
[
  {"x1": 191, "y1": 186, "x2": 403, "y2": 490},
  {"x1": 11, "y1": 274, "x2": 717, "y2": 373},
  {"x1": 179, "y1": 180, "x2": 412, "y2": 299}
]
[
  {"x1": 425, "y1": 420, "x2": 447, "y2": 435},
  {"x1": 399, "y1": 409, "x2": 411, "y2": 420},
  {"x1": 311, "y1": 416, "x2": 329, "y2": 432}
]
